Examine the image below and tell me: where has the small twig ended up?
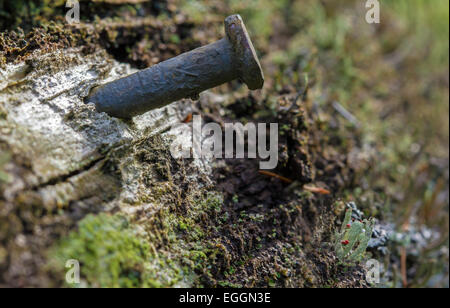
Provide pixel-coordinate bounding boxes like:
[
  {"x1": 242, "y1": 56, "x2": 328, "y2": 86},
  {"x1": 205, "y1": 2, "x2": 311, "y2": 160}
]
[
  {"x1": 258, "y1": 170, "x2": 293, "y2": 184},
  {"x1": 332, "y1": 101, "x2": 361, "y2": 128},
  {"x1": 303, "y1": 185, "x2": 331, "y2": 195},
  {"x1": 401, "y1": 247, "x2": 408, "y2": 288}
]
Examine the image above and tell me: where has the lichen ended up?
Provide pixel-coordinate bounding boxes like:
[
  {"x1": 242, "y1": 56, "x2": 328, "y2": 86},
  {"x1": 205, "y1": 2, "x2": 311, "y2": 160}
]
[{"x1": 335, "y1": 207, "x2": 374, "y2": 264}]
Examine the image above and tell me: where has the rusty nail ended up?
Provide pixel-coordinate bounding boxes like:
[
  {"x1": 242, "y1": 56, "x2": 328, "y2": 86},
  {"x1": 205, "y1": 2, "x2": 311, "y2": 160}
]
[{"x1": 86, "y1": 14, "x2": 264, "y2": 119}]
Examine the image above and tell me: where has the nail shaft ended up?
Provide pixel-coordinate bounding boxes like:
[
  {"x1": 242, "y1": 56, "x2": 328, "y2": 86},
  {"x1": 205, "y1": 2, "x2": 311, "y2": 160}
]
[{"x1": 86, "y1": 14, "x2": 264, "y2": 118}]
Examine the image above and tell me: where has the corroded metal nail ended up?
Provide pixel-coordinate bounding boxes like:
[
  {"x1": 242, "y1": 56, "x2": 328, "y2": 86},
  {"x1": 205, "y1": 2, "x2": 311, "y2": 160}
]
[{"x1": 86, "y1": 14, "x2": 264, "y2": 119}]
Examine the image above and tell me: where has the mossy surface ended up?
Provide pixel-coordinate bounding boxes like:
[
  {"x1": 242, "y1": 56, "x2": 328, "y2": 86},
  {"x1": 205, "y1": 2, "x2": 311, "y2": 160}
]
[{"x1": 51, "y1": 213, "x2": 187, "y2": 287}]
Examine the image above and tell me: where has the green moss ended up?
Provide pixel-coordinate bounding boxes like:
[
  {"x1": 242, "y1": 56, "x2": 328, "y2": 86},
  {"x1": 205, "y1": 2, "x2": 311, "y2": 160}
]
[
  {"x1": 218, "y1": 281, "x2": 243, "y2": 288},
  {"x1": 50, "y1": 213, "x2": 186, "y2": 288},
  {"x1": 0, "y1": 152, "x2": 10, "y2": 183},
  {"x1": 199, "y1": 192, "x2": 223, "y2": 213}
]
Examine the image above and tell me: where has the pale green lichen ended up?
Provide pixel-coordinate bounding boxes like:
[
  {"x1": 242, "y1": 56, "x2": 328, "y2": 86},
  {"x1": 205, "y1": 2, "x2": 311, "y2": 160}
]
[{"x1": 335, "y1": 207, "x2": 374, "y2": 264}]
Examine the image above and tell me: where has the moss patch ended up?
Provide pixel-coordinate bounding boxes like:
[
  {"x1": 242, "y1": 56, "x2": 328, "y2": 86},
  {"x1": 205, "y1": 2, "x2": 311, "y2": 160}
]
[{"x1": 50, "y1": 213, "x2": 187, "y2": 287}]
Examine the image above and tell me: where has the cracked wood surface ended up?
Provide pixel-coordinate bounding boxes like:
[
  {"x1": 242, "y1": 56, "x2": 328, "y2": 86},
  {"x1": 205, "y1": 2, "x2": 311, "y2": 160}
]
[
  {"x1": 0, "y1": 48, "x2": 184, "y2": 196},
  {"x1": 0, "y1": 47, "x2": 196, "y2": 286}
]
